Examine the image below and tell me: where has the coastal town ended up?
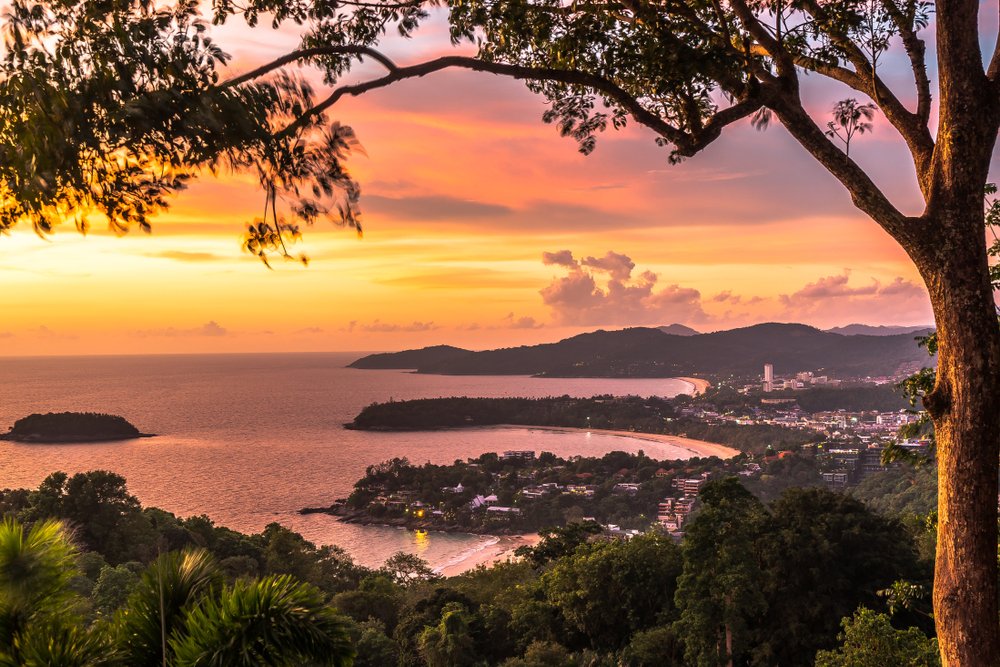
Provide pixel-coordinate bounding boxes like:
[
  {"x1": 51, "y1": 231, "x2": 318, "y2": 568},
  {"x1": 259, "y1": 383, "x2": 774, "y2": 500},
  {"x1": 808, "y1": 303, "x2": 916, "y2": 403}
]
[{"x1": 306, "y1": 363, "x2": 933, "y2": 541}]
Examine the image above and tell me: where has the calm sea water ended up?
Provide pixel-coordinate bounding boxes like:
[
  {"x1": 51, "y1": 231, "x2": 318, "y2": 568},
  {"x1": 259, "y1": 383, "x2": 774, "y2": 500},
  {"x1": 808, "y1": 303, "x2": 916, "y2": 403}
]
[{"x1": 0, "y1": 353, "x2": 692, "y2": 570}]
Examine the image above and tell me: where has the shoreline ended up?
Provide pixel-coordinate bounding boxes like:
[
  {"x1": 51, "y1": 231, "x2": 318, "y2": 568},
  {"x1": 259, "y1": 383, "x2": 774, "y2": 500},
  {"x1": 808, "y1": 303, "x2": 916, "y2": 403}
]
[
  {"x1": 676, "y1": 376, "x2": 711, "y2": 396},
  {"x1": 299, "y1": 506, "x2": 541, "y2": 576},
  {"x1": 437, "y1": 533, "x2": 541, "y2": 577},
  {"x1": 0, "y1": 432, "x2": 155, "y2": 443},
  {"x1": 490, "y1": 424, "x2": 739, "y2": 460},
  {"x1": 302, "y1": 506, "x2": 532, "y2": 536}
]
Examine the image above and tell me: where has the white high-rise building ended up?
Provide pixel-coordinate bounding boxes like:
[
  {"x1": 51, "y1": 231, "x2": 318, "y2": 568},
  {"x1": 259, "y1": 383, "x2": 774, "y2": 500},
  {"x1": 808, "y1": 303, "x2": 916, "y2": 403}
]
[{"x1": 763, "y1": 363, "x2": 774, "y2": 392}]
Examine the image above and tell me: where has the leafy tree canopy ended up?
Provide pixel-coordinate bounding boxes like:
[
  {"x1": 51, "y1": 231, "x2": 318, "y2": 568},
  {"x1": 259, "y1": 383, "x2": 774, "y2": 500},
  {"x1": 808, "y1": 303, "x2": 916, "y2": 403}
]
[
  {"x1": 1, "y1": 0, "x2": 362, "y2": 264},
  {"x1": 815, "y1": 608, "x2": 940, "y2": 667},
  {"x1": 0, "y1": 0, "x2": 944, "y2": 266}
]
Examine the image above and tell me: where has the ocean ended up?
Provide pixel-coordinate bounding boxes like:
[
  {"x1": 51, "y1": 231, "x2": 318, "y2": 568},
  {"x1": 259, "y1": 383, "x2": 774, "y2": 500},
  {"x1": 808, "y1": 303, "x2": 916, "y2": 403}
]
[{"x1": 0, "y1": 352, "x2": 693, "y2": 570}]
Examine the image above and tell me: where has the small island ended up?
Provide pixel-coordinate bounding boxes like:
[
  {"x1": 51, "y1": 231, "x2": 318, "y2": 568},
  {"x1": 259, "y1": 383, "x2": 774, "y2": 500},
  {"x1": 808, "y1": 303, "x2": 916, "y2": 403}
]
[{"x1": 0, "y1": 412, "x2": 152, "y2": 443}]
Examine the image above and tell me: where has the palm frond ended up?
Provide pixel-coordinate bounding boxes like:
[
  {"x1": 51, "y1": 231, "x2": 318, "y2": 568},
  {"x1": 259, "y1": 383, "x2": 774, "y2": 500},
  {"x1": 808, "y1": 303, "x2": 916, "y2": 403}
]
[
  {"x1": 114, "y1": 548, "x2": 221, "y2": 667},
  {"x1": 172, "y1": 574, "x2": 355, "y2": 667},
  {"x1": 2, "y1": 619, "x2": 120, "y2": 667},
  {"x1": 0, "y1": 518, "x2": 79, "y2": 650}
]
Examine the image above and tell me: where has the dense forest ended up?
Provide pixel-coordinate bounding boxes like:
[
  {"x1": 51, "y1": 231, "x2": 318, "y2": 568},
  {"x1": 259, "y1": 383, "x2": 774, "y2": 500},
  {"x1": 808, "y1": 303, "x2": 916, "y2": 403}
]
[
  {"x1": 348, "y1": 396, "x2": 676, "y2": 432},
  {"x1": 0, "y1": 470, "x2": 939, "y2": 665},
  {"x1": 1, "y1": 412, "x2": 146, "y2": 442}
]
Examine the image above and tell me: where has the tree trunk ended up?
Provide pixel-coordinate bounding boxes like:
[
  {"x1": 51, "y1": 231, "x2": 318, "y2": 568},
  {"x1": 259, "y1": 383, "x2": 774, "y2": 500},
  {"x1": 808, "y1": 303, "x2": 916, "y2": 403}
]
[{"x1": 917, "y1": 203, "x2": 1000, "y2": 666}]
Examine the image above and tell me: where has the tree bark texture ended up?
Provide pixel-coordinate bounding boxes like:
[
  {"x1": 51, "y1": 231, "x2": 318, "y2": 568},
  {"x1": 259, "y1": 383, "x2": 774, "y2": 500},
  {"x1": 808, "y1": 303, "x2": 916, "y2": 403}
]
[{"x1": 915, "y1": 202, "x2": 1000, "y2": 666}]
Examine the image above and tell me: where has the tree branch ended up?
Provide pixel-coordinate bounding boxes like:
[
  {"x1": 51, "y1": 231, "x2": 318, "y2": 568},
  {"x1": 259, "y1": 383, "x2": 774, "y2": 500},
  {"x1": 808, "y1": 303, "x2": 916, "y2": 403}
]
[
  {"x1": 673, "y1": 95, "x2": 766, "y2": 157},
  {"x1": 927, "y1": 0, "x2": 998, "y2": 208},
  {"x1": 988, "y1": 41, "x2": 1000, "y2": 83},
  {"x1": 880, "y1": 0, "x2": 932, "y2": 125},
  {"x1": 792, "y1": 0, "x2": 934, "y2": 183},
  {"x1": 727, "y1": 0, "x2": 796, "y2": 78},
  {"x1": 271, "y1": 52, "x2": 761, "y2": 158},
  {"x1": 221, "y1": 46, "x2": 398, "y2": 89}
]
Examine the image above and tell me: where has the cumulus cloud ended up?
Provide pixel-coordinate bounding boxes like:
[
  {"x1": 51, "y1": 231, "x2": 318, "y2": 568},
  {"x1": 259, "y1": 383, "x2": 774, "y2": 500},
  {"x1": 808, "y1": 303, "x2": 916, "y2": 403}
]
[
  {"x1": 537, "y1": 256, "x2": 930, "y2": 329},
  {"x1": 780, "y1": 271, "x2": 924, "y2": 306},
  {"x1": 712, "y1": 290, "x2": 733, "y2": 303},
  {"x1": 712, "y1": 290, "x2": 764, "y2": 306},
  {"x1": 199, "y1": 321, "x2": 228, "y2": 336},
  {"x1": 343, "y1": 320, "x2": 439, "y2": 333},
  {"x1": 783, "y1": 271, "x2": 880, "y2": 300},
  {"x1": 542, "y1": 250, "x2": 576, "y2": 268},
  {"x1": 137, "y1": 321, "x2": 228, "y2": 337},
  {"x1": 879, "y1": 277, "x2": 927, "y2": 297},
  {"x1": 779, "y1": 271, "x2": 930, "y2": 322},
  {"x1": 504, "y1": 313, "x2": 544, "y2": 329},
  {"x1": 580, "y1": 251, "x2": 635, "y2": 281},
  {"x1": 540, "y1": 250, "x2": 708, "y2": 326}
]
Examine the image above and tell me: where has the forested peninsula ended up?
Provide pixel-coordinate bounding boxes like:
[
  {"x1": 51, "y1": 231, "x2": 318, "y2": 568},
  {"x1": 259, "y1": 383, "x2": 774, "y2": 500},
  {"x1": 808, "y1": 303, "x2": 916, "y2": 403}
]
[
  {"x1": 346, "y1": 395, "x2": 821, "y2": 457},
  {"x1": 0, "y1": 412, "x2": 150, "y2": 443}
]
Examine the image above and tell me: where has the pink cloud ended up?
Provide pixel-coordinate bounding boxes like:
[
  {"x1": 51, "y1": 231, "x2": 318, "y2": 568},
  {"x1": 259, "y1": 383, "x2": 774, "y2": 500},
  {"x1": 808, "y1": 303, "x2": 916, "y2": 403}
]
[
  {"x1": 778, "y1": 271, "x2": 931, "y2": 324},
  {"x1": 539, "y1": 250, "x2": 707, "y2": 326},
  {"x1": 344, "y1": 320, "x2": 439, "y2": 333}
]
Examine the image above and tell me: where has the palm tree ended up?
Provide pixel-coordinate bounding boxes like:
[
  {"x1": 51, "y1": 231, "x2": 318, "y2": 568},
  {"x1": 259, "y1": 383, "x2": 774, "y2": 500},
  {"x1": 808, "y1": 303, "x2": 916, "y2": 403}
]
[
  {"x1": 0, "y1": 518, "x2": 117, "y2": 666},
  {"x1": 0, "y1": 519, "x2": 355, "y2": 666},
  {"x1": 115, "y1": 549, "x2": 355, "y2": 666},
  {"x1": 824, "y1": 99, "x2": 877, "y2": 156},
  {"x1": 114, "y1": 549, "x2": 222, "y2": 667},
  {"x1": 173, "y1": 574, "x2": 355, "y2": 666},
  {"x1": 1, "y1": 621, "x2": 119, "y2": 667}
]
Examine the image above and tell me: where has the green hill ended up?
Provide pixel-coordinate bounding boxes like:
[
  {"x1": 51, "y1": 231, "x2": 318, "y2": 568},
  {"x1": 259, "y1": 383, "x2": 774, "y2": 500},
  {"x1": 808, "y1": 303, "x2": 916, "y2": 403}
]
[
  {"x1": 350, "y1": 323, "x2": 933, "y2": 378},
  {"x1": 346, "y1": 344, "x2": 470, "y2": 369}
]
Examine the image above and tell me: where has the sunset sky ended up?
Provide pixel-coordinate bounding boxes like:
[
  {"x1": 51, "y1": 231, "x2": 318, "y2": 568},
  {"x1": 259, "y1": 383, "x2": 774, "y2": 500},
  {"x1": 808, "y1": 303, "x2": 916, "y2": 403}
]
[{"x1": 1, "y1": 10, "x2": 969, "y2": 356}]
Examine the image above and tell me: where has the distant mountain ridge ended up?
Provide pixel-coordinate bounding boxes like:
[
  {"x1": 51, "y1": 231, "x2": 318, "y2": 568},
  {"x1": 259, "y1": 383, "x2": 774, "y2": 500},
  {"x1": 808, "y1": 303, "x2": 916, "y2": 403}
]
[
  {"x1": 348, "y1": 323, "x2": 934, "y2": 378},
  {"x1": 658, "y1": 323, "x2": 700, "y2": 336},
  {"x1": 825, "y1": 324, "x2": 934, "y2": 336}
]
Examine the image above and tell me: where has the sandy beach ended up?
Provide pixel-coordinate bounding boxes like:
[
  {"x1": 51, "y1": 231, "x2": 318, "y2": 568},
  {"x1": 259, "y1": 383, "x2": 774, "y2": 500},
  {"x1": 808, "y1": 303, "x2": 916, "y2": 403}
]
[
  {"x1": 437, "y1": 533, "x2": 541, "y2": 577},
  {"x1": 676, "y1": 376, "x2": 711, "y2": 396},
  {"x1": 493, "y1": 424, "x2": 739, "y2": 460}
]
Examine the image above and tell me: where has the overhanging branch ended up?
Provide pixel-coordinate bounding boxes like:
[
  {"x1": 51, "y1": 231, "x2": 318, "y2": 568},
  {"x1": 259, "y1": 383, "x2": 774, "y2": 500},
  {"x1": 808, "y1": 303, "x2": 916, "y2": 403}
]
[
  {"x1": 880, "y1": 0, "x2": 932, "y2": 125},
  {"x1": 263, "y1": 51, "x2": 761, "y2": 158},
  {"x1": 221, "y1": 45, "x2": 399, "y2": 89},
  {"x1": 792, "y1": 0, "x2": 934, "y2": 179}
]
